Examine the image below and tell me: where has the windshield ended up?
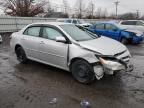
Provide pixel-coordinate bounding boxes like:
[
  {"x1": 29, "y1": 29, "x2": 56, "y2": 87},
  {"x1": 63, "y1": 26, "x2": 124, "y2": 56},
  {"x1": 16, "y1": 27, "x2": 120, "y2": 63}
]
[{"x1": 60, "y1": 25, "x2": 97, "y2": 41}]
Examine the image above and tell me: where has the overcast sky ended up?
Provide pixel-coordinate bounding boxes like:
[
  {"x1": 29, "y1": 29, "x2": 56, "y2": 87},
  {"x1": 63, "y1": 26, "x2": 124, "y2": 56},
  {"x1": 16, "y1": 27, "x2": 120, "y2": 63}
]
[
  {"x1": 51, "y1": 0, "x2": 144, "y2": 15},
  {"x1": 0, "y1": 0, "x2": 144, "y2": 15}
]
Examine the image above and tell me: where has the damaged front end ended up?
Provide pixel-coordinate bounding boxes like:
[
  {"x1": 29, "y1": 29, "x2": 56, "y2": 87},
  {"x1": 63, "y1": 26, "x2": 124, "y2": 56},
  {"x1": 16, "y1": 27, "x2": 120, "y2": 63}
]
[
  {"x1": 93, "y1": 53, "x2": 133, "y2": 80},
  {"x1": 99, "y1": 57, "x2": 133, "y2": 75}
]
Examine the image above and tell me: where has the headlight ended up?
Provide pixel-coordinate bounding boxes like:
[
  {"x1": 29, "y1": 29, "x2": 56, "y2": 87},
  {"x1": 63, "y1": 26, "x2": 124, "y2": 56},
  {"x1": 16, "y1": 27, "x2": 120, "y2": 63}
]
[
  {"x1": 99, "y1": 57, "x2": 126, "y2": 70},
  {"x1": 136, "y1": 33, "x2": 143, "y2": 36}
]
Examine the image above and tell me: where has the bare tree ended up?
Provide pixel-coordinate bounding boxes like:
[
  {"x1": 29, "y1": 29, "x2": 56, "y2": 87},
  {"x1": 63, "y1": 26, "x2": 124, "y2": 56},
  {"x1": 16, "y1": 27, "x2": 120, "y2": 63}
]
[
  {"x1": 86, "y1": 1, "x2": 95, "y2": 19},
  {"x1": 108, "y1": 13, "x2": 115, "y2": 19},
  {"x1": 95, "y1": 7, "x2": 102, "y2": 19},
  {"x1": 118, "y1": 12, "x2": 137, "y2": 20},
  {"x1": 0, "y1": 0, "x2": 46, "y2": 17},
  {"x1": 63, "y1": 0, "x2": 68, "y2": 14},
  {"x1": 74, "y1": 0, "x2": 85, "y2": 18},
  {"x1": 101, "y1": 9, "x2": 108, "y2": 19},
  {"x1": 62, "y1": 0, "x2": 69, "y2": 17}
]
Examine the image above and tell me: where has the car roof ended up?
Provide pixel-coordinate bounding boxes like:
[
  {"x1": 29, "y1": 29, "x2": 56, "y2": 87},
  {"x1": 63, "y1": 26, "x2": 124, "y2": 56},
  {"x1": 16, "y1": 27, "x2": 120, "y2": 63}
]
[
  {"x1": 95, "y1": 22, "x2": 116, "y2": 25},
  {"x1": 29, "y1": 22, "x2": 73, "y2": 26},
  {"x1": 120, "y1": 20, "x2": 144, "y2": 22}
]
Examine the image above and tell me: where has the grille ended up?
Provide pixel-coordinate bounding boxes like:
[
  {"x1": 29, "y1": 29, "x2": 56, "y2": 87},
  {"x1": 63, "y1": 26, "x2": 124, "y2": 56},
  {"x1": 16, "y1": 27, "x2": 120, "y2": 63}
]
[
  {"x1": 114, "y1": 50, "x2": 130, "y2": 63},
  {"x1": 114, "y1": 50, "x2": 127, "y2": 57}
]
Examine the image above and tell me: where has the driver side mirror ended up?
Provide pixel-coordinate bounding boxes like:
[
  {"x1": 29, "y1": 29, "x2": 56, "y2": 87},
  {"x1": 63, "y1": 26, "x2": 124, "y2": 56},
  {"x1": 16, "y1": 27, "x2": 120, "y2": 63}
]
[{"x1": 55, "y1": 37, "x2": 67, "y2": 43}]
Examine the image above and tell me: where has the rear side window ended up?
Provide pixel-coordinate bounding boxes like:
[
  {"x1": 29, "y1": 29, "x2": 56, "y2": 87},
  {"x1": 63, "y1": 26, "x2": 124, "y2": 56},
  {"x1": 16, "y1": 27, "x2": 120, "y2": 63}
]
[
  {"x1": 105, "y1": 24, "x2": 117, "y2": 31},
  {"x1": 24, "y1": 27, "x2": 40, "y2": 37},
  {"x1": 95, "y1": 24, "x2": 105, "y2": 30},
  {"x1": 121, "y1": 21, "x2": 136, "y2": 25}
]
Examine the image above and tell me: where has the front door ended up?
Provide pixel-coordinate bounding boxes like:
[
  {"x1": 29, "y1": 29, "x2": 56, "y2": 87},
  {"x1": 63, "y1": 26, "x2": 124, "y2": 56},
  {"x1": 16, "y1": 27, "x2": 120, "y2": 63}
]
[
  {"x1": 39, "y1": 26, "x2": 68, "y2": 69},
  {"x1": 105, "y1": 24, "x2": 120, "y2": 40},
  {"x1": 94, "y1": 24, "x2": 105, "y2": 36},
  {"x1": 21, "y1": 26, "x2": 41, "y2": 59}
]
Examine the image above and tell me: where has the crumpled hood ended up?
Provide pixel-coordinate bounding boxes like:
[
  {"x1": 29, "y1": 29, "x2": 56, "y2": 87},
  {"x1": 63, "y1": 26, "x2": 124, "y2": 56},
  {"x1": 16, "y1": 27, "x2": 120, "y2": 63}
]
[
  {"x1": 79, "y1": 37, "x2": 127, "y2": 56},
  {"x1": 124, "y1": 29, "x2": 143, "y2": 36}
]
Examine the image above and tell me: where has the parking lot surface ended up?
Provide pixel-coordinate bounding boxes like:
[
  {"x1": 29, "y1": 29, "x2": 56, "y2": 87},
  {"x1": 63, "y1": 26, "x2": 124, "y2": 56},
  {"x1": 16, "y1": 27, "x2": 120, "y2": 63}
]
[{"x1": 0, "y1": 34, "x2": 144, "y2": 108}]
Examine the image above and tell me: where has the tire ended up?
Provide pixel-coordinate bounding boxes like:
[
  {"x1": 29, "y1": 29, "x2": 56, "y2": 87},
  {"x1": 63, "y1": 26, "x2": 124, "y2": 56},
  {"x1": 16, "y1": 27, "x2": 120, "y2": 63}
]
[
  {"x1": 15, "y1": 47, "x2": 28, "y2": 64},
  {"x1": 71, "y1": 59, "x2": 95, "y2": 84},
  {"x1": 121, "y1": 38, "x2": 128, "y2": 45}
]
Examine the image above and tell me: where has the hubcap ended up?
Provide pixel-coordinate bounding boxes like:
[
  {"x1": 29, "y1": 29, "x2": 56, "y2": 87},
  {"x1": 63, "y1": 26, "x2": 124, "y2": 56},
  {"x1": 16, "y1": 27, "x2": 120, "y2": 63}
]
[
  {"x1": 17, "y1": 49, "x2": 23, "y2": 61},
  {"x1": 77, "y1": 65, "x2": 88, "y2": 78}
]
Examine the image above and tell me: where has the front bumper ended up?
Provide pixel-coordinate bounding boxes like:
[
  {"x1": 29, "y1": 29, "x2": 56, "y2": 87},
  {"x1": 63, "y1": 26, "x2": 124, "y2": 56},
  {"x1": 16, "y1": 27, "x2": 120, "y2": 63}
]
[
  {"x1": 0, "y1": 37, "x2": 2, "y2": 43},
  {"x1": 99, "y1": 58, "x2": 133, "y2": 75},
  {"x1": 132, "y1": 35, "x2": 144, "y2": 44}
]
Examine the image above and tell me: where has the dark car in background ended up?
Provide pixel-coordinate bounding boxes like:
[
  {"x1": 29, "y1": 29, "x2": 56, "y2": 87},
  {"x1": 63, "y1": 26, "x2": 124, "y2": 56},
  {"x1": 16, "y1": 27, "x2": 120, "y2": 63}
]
[{"x1": 119, "y1": 20, "x2": 144, "y2": 32}]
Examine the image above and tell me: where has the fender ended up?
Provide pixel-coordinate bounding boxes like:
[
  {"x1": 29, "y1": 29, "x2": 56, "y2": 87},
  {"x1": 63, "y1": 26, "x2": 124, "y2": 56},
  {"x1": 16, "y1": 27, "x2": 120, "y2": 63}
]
[
  {"x1": 68, "y1": 43, "x2": 99, "y2": 66},
  {"x1": 120, "y1": 31, "x2": 131, "y2": 39}
]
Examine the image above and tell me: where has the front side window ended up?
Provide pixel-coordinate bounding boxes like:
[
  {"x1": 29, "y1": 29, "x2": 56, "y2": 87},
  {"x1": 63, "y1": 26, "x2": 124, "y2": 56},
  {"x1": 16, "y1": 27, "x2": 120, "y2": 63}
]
[
  {"x1": 95, "y1": 24, "x2": 105, "y2": 30},
  {"x1": 121, "y1": 21, "x2": 136, "y2": 25},
  {"x1": 65, "y1": 20, "x2": 72, "y2": 23},
  {"x1": 42, "y1": 27, "x2": 63, "y2": 40},
  {"x1": 24, "y1": 26, "x2": 40, "y2": 37}
]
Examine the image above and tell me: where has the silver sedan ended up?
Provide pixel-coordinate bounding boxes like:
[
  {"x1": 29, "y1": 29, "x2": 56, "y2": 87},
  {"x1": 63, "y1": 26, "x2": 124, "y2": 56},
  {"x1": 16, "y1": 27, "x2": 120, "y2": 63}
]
[{"x1": 10, "y1": 22, "x2": 133, "y2": 84}]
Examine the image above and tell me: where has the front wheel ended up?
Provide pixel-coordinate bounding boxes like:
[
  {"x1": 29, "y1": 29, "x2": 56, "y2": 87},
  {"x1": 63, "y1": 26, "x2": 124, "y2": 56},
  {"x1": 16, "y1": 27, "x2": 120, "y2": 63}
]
[
  {"x1": 121, "y1": 38, "x2": 128, "y2": 45},
  {"x1": 71, "y1": 59, "x2": 95, "y2": 84},
  {"x1": 15, "y1": 47, "x2": 28, "y2": 64}
]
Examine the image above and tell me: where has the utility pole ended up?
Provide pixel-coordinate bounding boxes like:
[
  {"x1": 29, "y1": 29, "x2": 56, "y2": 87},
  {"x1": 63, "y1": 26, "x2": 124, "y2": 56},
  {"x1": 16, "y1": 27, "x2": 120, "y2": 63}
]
[
  {"x1": 79, "y1": 0, "x2": 82, "y2": 18},
  {"x1": 91, "y1": 2, "x2": 94, "y2": 19},
  {"x1": 63, "y1": 0, "x2": 67, "y2": 14},
  {"x1": 136, "y1": 10, "x2": 139, "y2": 19},
  {"x1": 114, "y1": 1, "x2": 120, "y2": 19}
]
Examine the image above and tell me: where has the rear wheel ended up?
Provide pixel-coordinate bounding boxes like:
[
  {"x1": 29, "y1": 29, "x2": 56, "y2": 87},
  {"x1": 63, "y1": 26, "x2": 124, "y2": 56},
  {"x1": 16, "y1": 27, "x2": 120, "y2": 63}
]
[
  {"x1": 15, "y1": 47, "x2": 28, "y2": 64},
  {"x1": 71, "y1": 59, "x2": 95, "y2": 84},
  {"x1": 121, "y1": 38, "x2": 128, "y2": 45}
]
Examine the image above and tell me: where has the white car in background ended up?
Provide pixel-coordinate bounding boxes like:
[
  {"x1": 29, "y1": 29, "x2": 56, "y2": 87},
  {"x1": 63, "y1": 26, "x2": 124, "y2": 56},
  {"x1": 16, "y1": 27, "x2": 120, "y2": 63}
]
[
  {"x1": 0, "y1": 35, "x2": 2, "y2": 43},
  {"x1": 119, "y1": 20, "x2": 144, "y2": 32},
  {"x1": 10, "y1": 22, "x2": 133, "y2": 84},
  {"x1": 57, "y1": 18, "x2": 92, "y2": 27}
]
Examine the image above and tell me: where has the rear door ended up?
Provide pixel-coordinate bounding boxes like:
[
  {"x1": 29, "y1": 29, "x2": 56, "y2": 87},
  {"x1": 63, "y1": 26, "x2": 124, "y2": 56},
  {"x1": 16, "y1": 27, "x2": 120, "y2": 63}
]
[
  {"x1": 21, "y1": 25, "x2": 41, "y2": 59},
  {"x1": 39, "y1": 25, "x2": 68, "y2": 69}
]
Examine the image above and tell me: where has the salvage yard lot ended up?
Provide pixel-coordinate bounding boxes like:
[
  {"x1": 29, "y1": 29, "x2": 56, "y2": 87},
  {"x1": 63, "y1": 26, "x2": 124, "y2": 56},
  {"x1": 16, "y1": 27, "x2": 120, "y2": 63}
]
[{"x1": 0, "y1": 34, "x2": 144, "y2": 108}]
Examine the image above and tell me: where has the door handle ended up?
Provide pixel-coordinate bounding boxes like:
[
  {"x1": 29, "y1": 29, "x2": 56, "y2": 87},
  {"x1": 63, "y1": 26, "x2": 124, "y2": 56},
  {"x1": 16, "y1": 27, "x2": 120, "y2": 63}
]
[{"x1": 21, "y1": 38, "x2": 25, "y2": 40}]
